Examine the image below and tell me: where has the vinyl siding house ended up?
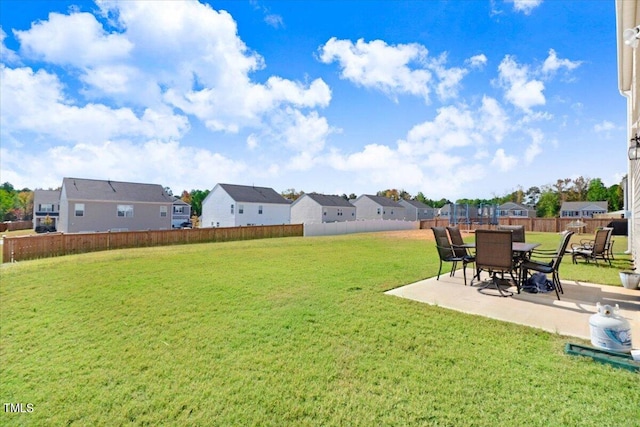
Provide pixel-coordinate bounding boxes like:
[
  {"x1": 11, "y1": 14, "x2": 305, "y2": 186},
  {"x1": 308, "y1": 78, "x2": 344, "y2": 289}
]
[
  {"x1": 497, "y1": 202, "x2": 537, "y2": 218},
  {"x1": 617, "y1": 0, "x2": 639, "y2": 261},
  {"x1": 58, "y1": 178, "x2": 175, "y2": 233},
  {"x1": 351, "y1": 195, "x2": 405, "y2": 220},
  {"x1": 290, "y1": 193, "x2": 356, "y2": 224},
  {"x1": 559, "y1": 201, "x2": 608, "y2": 219},
  {"x1": 171, "y1": 199, "x2": 192, "y2": 228},
  {"x1": 33, "y1": 189, "x2": 61, "y2": 231},
  {"x1": 438, "y1": 203, "x2": 471, "y2": 224},
  {"x1": 201, "y1": 183, "x2": 291, "y2": 228},
  {"x1": 399, "y1": 199, "x2": 435, "y2": 221}
]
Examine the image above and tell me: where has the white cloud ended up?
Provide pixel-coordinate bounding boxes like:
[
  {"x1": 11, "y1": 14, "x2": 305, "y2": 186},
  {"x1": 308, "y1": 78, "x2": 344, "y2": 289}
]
[
  {"x1": 491, "y1": 148, "x2": 518, "y2": 171},
  {"x1": 511, "y1": 0, "x2": 543, "y2": 15},
  {"x1": 594, "y1": 120, "x2": 616, "y2": 133},
  {"x1": 0, "y1": 28, "x2": 20, "y2": 64},
  {"x1": 466, "y1": 54, "x2": 488, "y2": 69},
  {"x1": 541, "y1": 49, "x2": 582, "y2": 77},
  {"x1": 498, "y1": 55, "x2": 545, "y2": 112},
  {"x1": 0, "y1": 65, "x2": 189, "y2": 143},
  {"x1": 1, "y1": 139, "x2": 247, "y2": 192},
  {"x1": 523, "y1": 128, "x2": 544, "y2": 164},
  {"x1": 319, "y1": 37, "x2": 432, "y2": 102}
]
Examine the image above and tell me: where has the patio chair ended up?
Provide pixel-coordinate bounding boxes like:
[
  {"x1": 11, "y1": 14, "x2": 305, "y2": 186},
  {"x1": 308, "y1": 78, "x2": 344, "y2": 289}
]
[
  {"x1": 520, "y1": 231, "x2": 574, "y2": 300},
  {"x1": 496, "y1": 225, "x2": 525, "y2": 242},
  {"x1": 570, "y1": 227, "x2": 612, "y2": 266},
  {"x1": 497, "y1": 224, "x2": 528, "y2": 265},
  {"x1": 446, "y1": 226, "x2": 476, "y2": 282},
  {"x1": 431, "y1": 227, "x2": 469, "y2": 285},
  {"x1": 472, "y1": 230, "x2": 516, "y2": 297}
]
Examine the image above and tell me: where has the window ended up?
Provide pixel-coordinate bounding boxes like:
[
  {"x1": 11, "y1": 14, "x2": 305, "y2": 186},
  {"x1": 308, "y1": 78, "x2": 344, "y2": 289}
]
[
  {"x1": 160, "y1": 206, "x2": 168, "y2": 217},
  {"x1": 75, "y1": 203, "x2": 84, "y2": 217},
  {"x1": 174, "y1": 205, "x2": 185, "y2": 214},
  {"x1": 231, "y1": 204, "x2": 234, "y2": 214},
  {"x1": 377, "y1": 208, "x2": 381, "y2": 215},
  {"x1": 338, "y1": 209, "x2": 343, "y2": 216},
  {"x1": 238, "y1": 204, "x2": 244, "y2": 214},
  {"x1": 258, "y1": 205, "x2": 263, "y2": 214},
  {"x1": 117, "y1": 205, "x2": 134, "y2": 217},
  {"x1": 39, "y1": 203, "x2": 54, "y2": 212}
]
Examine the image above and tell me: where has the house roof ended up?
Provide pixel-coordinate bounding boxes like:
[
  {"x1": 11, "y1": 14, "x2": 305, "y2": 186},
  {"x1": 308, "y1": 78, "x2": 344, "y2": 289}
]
[
  {"x1": 400, "y1": 199, "x2": 431, "y2": 209},
  {"x1": 62, "y1": 177, "x2": 174, "y2": 203},
  {"x1": 560, "y1": 201, "x2": 608, "y2": 211},
  {"x1": 356, "y1": 194, "x2": 403, "y2": 207},
  {"x1": 218, "y1": 183, "x2": 290, "y2": 204},
  {"x1": 499, "y1": 202, "x2": 534, "y2": 211},
  {"x1": 302, "y1": 193, "x2": 355, "y2": 207}
]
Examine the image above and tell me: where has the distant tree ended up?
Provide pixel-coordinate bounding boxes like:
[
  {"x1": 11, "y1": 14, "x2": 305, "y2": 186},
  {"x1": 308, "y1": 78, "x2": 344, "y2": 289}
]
[
  {"x1": 1, "y1": 182, "x2": 15, "y2": 193},
  {"x1": 607, "y1": 184, "x2": 623, "y2": 211},
  {"x1": 0, "y1": 187, "x2": 16, "y2": 221},
  {"x1": 524, "y1": 186, "x2": 541, "y2": 206},
  {"x1": 164, "y1": 186, "x2": 173, "y2": 197},
  {"x1": 536, "y1": 188, "x2": 560, "y2": 218},
  {"x1": 586, "y1": 178, "x2": 608, "y2": 202},
  {"x1": 377, "y1": 189, "x2": 402, "y2": 201},
  {"x1": 180, "y1": 190, "x2": 192, "y2": 205},
  {"x1": 189, "y1": 189, "x2": 210, "y2": 217},
  {"x1": 17, "y1": 191, "x2": 33, "y2": 220},
  {"x1": 552, "y1": 178, "x2": 572, "y2": 202},
  {"x1": 281, "y1": 188, "x2": 303, "y2": 201},
  {"x1": 568, "y1": 176, "x2": 589, "y2": 201},
  {"x1": 348, "y1": 193, "x2": 357, "y2": 200}
]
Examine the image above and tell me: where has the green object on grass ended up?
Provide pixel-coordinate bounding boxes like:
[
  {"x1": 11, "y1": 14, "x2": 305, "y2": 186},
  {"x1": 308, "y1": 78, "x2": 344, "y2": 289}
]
[{"x1": 565, "y1": 343, "x2": 640, "y2": 373}]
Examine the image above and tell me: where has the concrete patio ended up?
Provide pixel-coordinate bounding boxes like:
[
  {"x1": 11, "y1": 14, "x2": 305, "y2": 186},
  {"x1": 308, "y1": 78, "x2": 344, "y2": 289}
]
[{"x1": 386, "y1": 269, "x2": 640, "y2": 349}]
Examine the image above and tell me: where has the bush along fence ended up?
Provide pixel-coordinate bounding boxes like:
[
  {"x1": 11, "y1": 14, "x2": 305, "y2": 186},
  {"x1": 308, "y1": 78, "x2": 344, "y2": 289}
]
[
  {"x1": 419, "y1": 217, "x2": 626, "y2": 235},
  {"x1": 2, "y1": 224, "x2": 303, "y2": 263}
]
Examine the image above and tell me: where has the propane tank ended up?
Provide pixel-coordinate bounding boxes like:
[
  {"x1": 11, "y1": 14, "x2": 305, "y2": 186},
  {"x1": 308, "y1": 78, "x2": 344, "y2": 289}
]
[{"x1": 589, "y1": 303, "x2": 632, "y2": 353}]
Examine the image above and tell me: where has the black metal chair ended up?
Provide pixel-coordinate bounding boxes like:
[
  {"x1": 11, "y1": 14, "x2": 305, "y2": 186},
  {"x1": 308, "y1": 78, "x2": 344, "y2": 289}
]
[
  {"x1": 472, "y1": 230, "x2": 516, "y2": 297},
  {"x1": 446, "y1": 226, "x2": 476, "y2": 284},
  {"x1": 497, "y1": 225, "x2": 525, "y2": 242},
  {"x1": 431, "y1": 226, "x2": 469, "y2": 285},
  {"x1": 570, "y1": 228, "x2": 611, "y2": 266},
  {"x1": 520, "y1": 231, "x2": 574, "y2": 300}
]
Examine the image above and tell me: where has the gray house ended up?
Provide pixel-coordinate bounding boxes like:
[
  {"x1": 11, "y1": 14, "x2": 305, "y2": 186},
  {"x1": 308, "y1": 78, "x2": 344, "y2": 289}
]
[
  {"x1": 33, "y1": 189, "x2": 61, "y2": 231},
  {"x1": 171, "y1": 198, "x2": 192, "y2": 228},
  {"x1": 290, "y1": 193, "x2": 356, "y2": 224},
  {"x1": 399, "y1": 199, "x2": 435, "y2": 221},
  {"x1": 497, "y1": 202, "x2": 537, "y2": 218},
  {"x1": 351, "y1": 195, "x2": 405, "y2": 220},
  {"x1": 201, "y1": 183, "x2": 291, "y2": 228},
  {"x1": 58, "y1": 178, "x2": 175, "y2": 233},
  {"x1": 560, "y1": 201, "x2": 608, "y2": 219}
]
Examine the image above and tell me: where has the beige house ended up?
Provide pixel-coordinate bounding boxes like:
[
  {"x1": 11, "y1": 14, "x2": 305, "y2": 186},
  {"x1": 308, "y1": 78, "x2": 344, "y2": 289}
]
[
  {"x1": 617, "y1": 1, "x2": 640, "y2": 260},
  {"x1": 58, "y1": 178, "x2": 175, "y2": 233}
]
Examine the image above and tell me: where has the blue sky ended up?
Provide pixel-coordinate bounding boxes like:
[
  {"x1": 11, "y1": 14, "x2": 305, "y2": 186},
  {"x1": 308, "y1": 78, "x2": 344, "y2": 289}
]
[{"x1": 0, "y1": 0, "x2": 626, "y2": 200}]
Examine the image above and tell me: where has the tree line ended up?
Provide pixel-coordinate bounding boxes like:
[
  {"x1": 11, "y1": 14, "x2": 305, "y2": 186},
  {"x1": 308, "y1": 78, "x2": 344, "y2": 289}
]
[{"x1": 0, "y1": 176, "x2": 624, "y2": 222}]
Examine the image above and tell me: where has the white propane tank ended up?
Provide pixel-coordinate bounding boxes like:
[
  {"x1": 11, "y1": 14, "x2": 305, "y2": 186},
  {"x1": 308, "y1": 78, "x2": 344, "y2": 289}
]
[{"x1": 589, "y1": 303, "x2": 632, "y2": 353}]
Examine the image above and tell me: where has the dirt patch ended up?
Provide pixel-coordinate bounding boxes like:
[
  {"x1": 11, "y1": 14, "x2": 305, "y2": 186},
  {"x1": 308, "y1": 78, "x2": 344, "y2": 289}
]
[{"x1": 374, "y1": 229, "x2": 435, "y2": 241}]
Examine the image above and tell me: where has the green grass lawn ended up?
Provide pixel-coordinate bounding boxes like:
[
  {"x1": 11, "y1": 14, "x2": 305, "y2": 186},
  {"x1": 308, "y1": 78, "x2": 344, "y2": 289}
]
[{"x1": 1, "y1": 231, "x2": 638, "y2": 426}]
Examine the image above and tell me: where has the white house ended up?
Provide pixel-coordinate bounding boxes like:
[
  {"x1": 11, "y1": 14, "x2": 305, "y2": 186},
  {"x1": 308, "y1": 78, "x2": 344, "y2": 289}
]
[
  {"x1": 617, "y1": 0, "x2": 639, "y2": 258},
  {"x1": 290, "y1": 193, "x2": 356, "y2": 224},
  {"x1": 351, "y1": 195, "x2": 405, "y2": 220},
  {"x1": 201, "y1": 183, "x2": 291, "y2": 228}
]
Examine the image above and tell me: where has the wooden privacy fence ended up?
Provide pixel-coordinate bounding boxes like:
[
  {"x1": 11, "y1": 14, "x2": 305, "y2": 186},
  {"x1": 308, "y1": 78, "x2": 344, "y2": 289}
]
[
  {"x1": 2, "y1": 224, "x2": 303, "y2": 263},
  {"x1": 419, "y1": 217, "x2": 626, "y2": 234}
]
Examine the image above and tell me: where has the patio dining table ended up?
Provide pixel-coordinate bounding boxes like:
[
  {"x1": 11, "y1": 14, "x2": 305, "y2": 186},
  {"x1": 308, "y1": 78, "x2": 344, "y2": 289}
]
[{"x1": 463, "y1": 241, "x2": 541, "y2": 295}]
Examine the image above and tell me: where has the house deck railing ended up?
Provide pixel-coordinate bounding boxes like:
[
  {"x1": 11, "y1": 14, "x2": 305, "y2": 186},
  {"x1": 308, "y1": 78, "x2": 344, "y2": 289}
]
[{"x1": 2, "y1": 224, "x2": 303, "y2": 263}]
